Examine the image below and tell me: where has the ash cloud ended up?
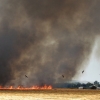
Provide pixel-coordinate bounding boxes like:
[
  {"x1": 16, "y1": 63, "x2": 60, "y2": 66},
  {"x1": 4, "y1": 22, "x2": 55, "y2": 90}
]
[{"x1": 0, "y1": 0, "x2": 99, "y2": 86}]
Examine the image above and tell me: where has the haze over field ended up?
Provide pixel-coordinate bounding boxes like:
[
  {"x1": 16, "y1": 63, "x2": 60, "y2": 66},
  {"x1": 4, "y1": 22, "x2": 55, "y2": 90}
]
[{"x1": 0, "y1": 0, "x2": 100, "y2": 86}]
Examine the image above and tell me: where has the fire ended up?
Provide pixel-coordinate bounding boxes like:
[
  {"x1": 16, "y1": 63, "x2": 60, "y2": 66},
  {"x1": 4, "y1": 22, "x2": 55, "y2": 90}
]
[{"x1": 0, "y1": 85, "x2": 52, "y2": 90}]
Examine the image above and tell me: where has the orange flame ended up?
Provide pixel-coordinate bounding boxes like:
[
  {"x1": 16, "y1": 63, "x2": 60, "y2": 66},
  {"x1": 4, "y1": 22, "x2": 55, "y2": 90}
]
[{"x1": 0, "y1": 85, "x2": 52, "y2": 90}]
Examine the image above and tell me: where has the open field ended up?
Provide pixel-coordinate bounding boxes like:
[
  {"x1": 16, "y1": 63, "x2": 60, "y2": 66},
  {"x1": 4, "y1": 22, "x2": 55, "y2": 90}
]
[{"x1": 0, "y1": 89, "x2": 100, "y2": 100}]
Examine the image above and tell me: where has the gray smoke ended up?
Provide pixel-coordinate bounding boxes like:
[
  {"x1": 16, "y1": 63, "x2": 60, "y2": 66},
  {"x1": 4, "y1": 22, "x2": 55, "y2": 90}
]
[{"x1": 0, "y1": 0, "x2": 99, "y2": 86}]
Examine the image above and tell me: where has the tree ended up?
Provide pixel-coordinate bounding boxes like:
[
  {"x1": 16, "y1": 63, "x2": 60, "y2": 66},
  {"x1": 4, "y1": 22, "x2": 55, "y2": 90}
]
[{"x1": 94, "y1": 81, "x2": 99, "y2": 86}]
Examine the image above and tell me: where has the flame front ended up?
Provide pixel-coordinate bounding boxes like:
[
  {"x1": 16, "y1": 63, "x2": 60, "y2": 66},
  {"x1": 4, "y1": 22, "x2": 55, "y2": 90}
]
[{"x1": 0, "y1": 85, "x2": 52, "y2": 90}]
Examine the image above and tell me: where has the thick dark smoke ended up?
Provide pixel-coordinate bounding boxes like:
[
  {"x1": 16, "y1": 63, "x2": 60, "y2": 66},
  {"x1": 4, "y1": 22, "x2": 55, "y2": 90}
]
[{"x1": 0, "y1": 0, "x2": 99, "y2": 86}]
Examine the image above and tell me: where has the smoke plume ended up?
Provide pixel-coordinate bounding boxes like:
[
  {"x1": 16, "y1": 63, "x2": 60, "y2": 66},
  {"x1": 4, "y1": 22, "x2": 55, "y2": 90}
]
[{"x1": 0, "y1": 0, "x2": 99, "y2": 86}]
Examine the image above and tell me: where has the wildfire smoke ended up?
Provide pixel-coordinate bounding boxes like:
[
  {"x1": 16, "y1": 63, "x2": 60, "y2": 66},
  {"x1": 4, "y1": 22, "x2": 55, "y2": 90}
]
[{"x1": 0, "y1": 0, "x2": 99, "y2": 87}]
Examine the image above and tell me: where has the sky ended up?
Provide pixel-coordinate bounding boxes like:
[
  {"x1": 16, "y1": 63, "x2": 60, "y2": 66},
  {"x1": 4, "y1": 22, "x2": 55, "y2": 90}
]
[
  {"x1": 77, "y1": 37, "x2": 100, "y2": 82},
  {"x1": 0, "y1": 0, "x2": 100, "y2": 86}
]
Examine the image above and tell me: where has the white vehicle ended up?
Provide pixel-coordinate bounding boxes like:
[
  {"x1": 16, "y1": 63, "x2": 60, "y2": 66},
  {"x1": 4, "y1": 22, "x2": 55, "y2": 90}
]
[{"x1": 78, "y1": 87, "x2": 83, "y2": 89}]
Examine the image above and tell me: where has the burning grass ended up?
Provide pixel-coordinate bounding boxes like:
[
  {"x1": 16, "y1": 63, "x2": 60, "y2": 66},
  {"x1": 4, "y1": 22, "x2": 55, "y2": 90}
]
[{"x1": 0, "y1": 84, "x2": 52, "y2": 90}]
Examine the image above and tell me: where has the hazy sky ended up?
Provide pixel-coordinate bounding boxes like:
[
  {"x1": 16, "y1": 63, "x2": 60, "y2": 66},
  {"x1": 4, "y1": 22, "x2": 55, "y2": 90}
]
[{"x1": 75, "y1": 37, "x2": 100, "y2": 82}]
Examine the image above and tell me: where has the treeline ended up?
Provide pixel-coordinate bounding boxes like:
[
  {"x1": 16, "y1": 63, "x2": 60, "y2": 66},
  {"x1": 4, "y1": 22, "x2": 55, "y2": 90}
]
[{"x1": 53, "y1": 81, "x2": 100, "y2": 88}]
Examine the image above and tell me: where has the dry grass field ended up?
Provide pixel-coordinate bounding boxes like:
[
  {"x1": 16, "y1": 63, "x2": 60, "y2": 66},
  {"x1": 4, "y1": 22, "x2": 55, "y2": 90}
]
[{"x1": 0, "y1": 89, "x2": 100, "y2": 100}]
